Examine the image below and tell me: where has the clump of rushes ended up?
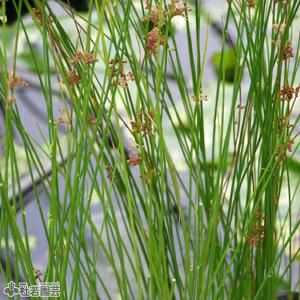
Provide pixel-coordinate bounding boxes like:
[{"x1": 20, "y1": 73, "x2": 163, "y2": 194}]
[{"x1": 0, "y1": 0, "x2": 299, "y2": 299}]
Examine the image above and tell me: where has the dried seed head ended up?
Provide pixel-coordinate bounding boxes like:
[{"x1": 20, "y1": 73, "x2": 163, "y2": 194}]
[
  {"x1": 84, "y1": 52, "x2": 98, "y2": 64},
  {"x1": 276, "y1": 137, "x2": 296, "y2": 164},
  {"x1": 108, "y1": 57, "x2": 134, "y2": 88},
  {"x1": 8, "y1": 73, "x2": 30, "y2": 88},
  {"x1": 32, "y1": 8, "x2": 43, "y2": 25},
  {"x1": 169, "y1": 0, "x2": 191, "y2": 18},
  {"x1": 245, "y1": 209, "x2": 266, "y2": 248},
  {"x1": 32, "y1": 8, "x2": 53, "y2": 26},
  {"x1": 272, "y1": 39, "x2": 281, "y2": 49},
  {"x1": 57, "y1": 109, "x2": 69, "y2": 124},
  {"x1": 145, "y1": 0, "x2": 151, "y2": 9},
  {"x1": 71, "y1": 51, "x2": 98, "y2": 65},
  {"x1": 272, "y1": 22, "x2": 286, "y2": 34},
  {"x1": 247, "y1": 0, "x2": 257, "y2": 8},
  {"x1": 71, "y1": 51, "x2": 84, "y2": 64},
  {"x1": 127, "y1": 71, "x2": 135, "y2": 81},
  {"x1": 282, "y1": 42, "x2": 294, "y2": 60},
  {"x1": 132, "y1": 111, "x2": 155, "y2": 137},
  {"x1": 144, "y1": 5, "x2": 167, "y2": 27},
  {"x1": 276, "y1": 144, "x2": 286, "y2": 163},
  {"x1": 277, "y1": 116, "x2": 294, "y2": 134},
  {"x1": 286, "y1": 139, "x2": 294, "y2": 152},
  {"x1": 245, "y1": 235, "x2": 260, "y2": 247},
  {"x1": 67, "y1": 70, "x2": 81, "y2": 85},
  {"x1": 280, "y1": 86, "x2": 296, "y2": 101},
  {"x1": 192, "y1": 90, "x2": 208, "y2": 104},
  {"x1": 146, "y1": 27, "x2": 165, "y2": 55},
  {"x1": 127, "y1": 155, "x2": 142, "y2": 166}
]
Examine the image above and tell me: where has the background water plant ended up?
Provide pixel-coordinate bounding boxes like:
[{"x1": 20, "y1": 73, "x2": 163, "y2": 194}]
[{"x1": 0, "y1": 0, "x2": 299, "y2": 299}]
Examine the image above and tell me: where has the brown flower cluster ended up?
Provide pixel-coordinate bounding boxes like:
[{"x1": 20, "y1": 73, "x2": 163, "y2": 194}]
[
  {"x1": 146, "y1": 27, "x2": 166, "y2": 55},
  {"x1": 272, "y1": 22, "x2": 286, "y2": 35},
  {"x1": 71, "y1": 50, "x2": 98, "y2": 65},
  {"x1": 144, "y1": 5, "x2": 167, "y2": 27},
  {"x1": 245, "y1": 209, "x2": 266, "y2": 248},
  {"x1": 127, "y1": 144, "x2": 142, "y2": 166},
  {"x1": 57, "y1": 109, "x2": 70, "y2": 125},
  {"x1": 8, "y1": 73, "x2": 30, "y2": 88},
  {"x1": 276, "y1": 137, "x2": 295, "y2": 163},
  {"x1": 272, "y1": 18, "x2": 295, "y2": 61},
  {"x1": 145, "y1": 0, "x2": 151, "y2": 9},
  {"x1": 192, "y1": 90, "x2": 208, "y2": 104},
  {"x1": 126, "y1": 143, "x2": 160, "y2": 185},
  {"x1": 6, "y1": 72, "x2": 30, "y2": 109},
  {"x1": 280, "y1": 85, "x2": 300, "y2": 101},
  {"x1": 247, "y1": 0, "x2": 257, "y2": 8},
  {"x1": 273, "y1": 40, "x2": 295, "y2": 61},
  {"x1": 144, "y1": 1, "x2": 191, "y2": 55},
  {"x1": 130, "y1": 111, "x2": 155, "y2": 137},
  {"x1": 277, "y1": 116, "x2": 294, "y2": 135},
  {"x1": 145, "y1": 0, "x2": 190, "y2": 22},
  {"x1": 32, "y1": 7, "x2": 53, "y2": 26},
  {"x1": 168, "y1": 0, "x2": 191, "y2": 17},
  {"x1": 127, "y1": 155, "x2": 142, "y2": 166},
  {"x1": 108, "y1": 58, "x2": 135, "y2": 88},
  {"x1": 67, "y1": 69, "x2": 81, "y2": 85},
  {"x1": 282, "y1": 42, "x2": 294, "y2": 60},
  {"x1": 125, "y1": 136, "x2": 160, "y2": 189}
]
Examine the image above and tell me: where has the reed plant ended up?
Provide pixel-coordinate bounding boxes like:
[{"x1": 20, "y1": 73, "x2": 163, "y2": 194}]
[{"x1": 0, "y1": 0, "x2": 299, "y2": 299}]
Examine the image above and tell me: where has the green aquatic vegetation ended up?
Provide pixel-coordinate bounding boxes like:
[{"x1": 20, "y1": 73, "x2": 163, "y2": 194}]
[
  {"x1": 0, "y1": 0, "x2": 299, "y2": 299},
  {"x1": 212, "y1": 48, "x2": 237, "y2": 82}
]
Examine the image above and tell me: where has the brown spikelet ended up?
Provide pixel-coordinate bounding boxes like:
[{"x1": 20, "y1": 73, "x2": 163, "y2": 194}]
[{"x1": 146, "y1": 27, "x2": 165, "y2": 55}]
